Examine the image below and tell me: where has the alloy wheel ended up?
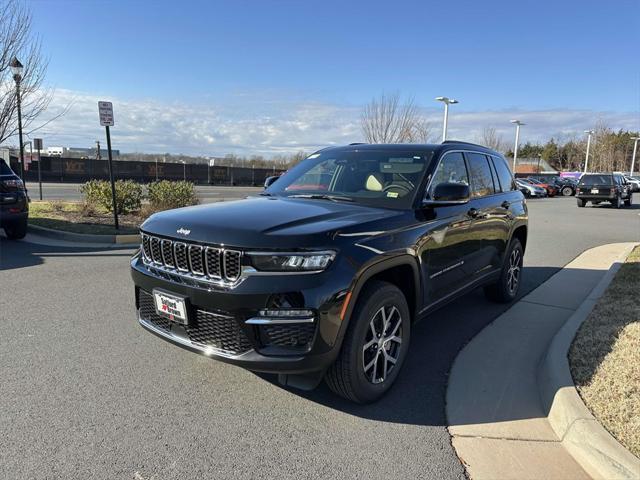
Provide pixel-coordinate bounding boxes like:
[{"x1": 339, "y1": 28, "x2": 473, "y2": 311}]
[
  {"x1": 362, "y1": 305, "x2": 403, "y2": 384},
  {"x1": 506, "y1": 248, "x2": 522, "y2": 295}
]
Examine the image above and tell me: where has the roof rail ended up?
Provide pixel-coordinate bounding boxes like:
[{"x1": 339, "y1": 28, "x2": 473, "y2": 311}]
[
  {"x1": 349, "y1": 142, "x2": 367, "y2": 146},
  {"x1": 441, "y1": 140, "x2": 486, "y2": 147}
]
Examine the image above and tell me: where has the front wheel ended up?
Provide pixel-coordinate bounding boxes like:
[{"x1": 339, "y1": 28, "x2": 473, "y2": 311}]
[
  {"x1": 562, "y1": 186, "x2": 574, "y2": 196},
  {"x1": 325, "y1": 281, "x2": 410, "y2": 403},
  {"x1": 484, "y1": 238, "x2": 524, "y2": 303}
]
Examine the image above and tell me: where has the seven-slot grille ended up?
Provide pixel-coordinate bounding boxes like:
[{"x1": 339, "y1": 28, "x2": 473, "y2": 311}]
[{"x1": 141, "y1": 233, "x2": 242, "y2": 283}]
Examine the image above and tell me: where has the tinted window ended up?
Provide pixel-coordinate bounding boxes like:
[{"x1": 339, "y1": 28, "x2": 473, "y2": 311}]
[
  {"x1": 579, "y1": 174, "x2": 612, "y2": 186},
  {"x1": 429, "y1": 152, "x2": 469, "y2": 196},
  {"x1": 492, "y1": 156, "x2": 515, "y2": 192},
  {"x1": 467, "y1": 153, "x2": 496, "y2": 197},
  {"x1": 0, "y1": 159, "x2": 14, "y2": 175}
]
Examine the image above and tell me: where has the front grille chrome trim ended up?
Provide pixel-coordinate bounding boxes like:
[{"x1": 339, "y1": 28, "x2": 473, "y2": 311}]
[
  {"x1": 245, "y1": 317, "x2": 315, "y2": 325},
  {"x1": 138, "y1": 313, "x2": 253, "y2": 360}
]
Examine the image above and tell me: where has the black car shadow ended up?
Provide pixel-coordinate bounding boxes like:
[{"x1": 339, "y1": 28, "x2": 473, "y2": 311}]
[
  {"x1": 255, "y1": 265, "x2": 569, "y2": 427},
  {"x1": 0, "y1": 233, "x2": 134, "y2": 271}
]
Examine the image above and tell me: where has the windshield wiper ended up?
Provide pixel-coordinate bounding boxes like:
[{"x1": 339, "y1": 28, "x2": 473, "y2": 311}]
[{"x1": 288, "y1": 194, "x2": 354, "y2": 203}]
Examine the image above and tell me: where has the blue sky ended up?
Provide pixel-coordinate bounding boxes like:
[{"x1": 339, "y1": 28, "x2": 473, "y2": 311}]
[{"x1": 28, "y1": 0, "x2": 640, "y2": 155}]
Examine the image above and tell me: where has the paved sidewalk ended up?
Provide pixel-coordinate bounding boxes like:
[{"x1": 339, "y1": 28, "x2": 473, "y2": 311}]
[{"x1": 446, "y1": 243, "x2": 637, "y2": 480}]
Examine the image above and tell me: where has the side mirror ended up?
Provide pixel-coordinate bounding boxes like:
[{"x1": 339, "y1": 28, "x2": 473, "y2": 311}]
[
  {"x1": 423, "y1": 182, "x2": 470, "y2": 206},
  {"x1": 264, "y1": 176, "x2": 279, "y2": 189}
]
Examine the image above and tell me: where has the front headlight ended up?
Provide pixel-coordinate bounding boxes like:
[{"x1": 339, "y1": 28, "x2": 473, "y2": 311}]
[{"x1": 247, "y1": 251, "x2": 336, "y2": 272}]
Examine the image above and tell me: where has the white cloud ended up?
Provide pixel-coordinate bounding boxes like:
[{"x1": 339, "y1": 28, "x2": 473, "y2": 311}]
[{"x1": 27, "y1": 88, "x2": 640, "y2": 157}]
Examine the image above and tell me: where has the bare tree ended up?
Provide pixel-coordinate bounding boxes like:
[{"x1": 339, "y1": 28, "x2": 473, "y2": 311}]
[
  {"x1": 361, "y1": 92, "x2": 433, "y2": 143},
  {"x1": 481, "y1": 126, "x2": 506, "y2": 152},
  {"x1": 0, "y1": 0, "x2": 61, "y2": 145}
]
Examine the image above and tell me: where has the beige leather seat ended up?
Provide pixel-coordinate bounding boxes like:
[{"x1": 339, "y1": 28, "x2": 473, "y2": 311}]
[{"x1": 366, "y1": 173, "x2": 384, "y2": 192}]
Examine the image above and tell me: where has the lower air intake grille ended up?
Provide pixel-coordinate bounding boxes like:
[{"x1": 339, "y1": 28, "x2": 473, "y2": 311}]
[
  {"x1": 138, "y1": 290, "x2": 252, "y2": 355},
  {"x1": 260, "y1": 323, "x2": 316, "y2": 349}
]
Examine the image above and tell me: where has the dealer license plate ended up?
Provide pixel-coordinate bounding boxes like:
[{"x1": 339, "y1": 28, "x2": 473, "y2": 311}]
[{"x1": 153, "y1": 289, "x2": 188, "y2": 324}]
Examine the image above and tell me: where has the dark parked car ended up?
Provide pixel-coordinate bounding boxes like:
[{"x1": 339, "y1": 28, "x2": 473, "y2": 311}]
[
  {"x1": 0, "y1": 159, "x2": 28, "y2": 239},
  {"x1": 576, "y1": 173, "x2": 633, "y2": 208},
  {"x1": 131, "y1": 142, "x2": 528, "y2": 403},
  {"x1": 529, "y1": 175, "x2": 577, "y2": 196}
]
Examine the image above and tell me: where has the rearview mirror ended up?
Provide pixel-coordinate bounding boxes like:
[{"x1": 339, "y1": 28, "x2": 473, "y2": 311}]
[
  {"x1": 264, "y1": 176, "x2": 279, "y2": 189},
  {"x1": 423, "y1": 182, "x2": 470, "y2": 206}
]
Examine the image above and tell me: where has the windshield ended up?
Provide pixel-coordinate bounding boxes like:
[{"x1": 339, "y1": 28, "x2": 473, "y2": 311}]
[
  {"x1": 266, "y1": 149, "x2": 434, "y2": 209},
  {"x1": 579, "y1": 174, "x2": 612, "y2": 186}
]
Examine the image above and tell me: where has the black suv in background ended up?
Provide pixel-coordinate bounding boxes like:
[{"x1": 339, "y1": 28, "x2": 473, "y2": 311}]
[
  {"x1": 576, "y1": 173, "x2": 633, "y2": 208},
  {"x1": 131, "y1": 142, "x2": 528, "y2": 403},
  {"x1": 0, "y1": 159, "x2": 28, "y2": 239}
]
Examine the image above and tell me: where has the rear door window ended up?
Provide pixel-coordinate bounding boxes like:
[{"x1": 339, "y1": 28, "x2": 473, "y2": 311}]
[{"x1": 466, "y1": 152, "x2": 496, "y2": 197}]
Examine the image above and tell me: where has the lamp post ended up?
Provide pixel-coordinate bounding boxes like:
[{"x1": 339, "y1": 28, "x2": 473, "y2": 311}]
[
  {"x1": 181, "y1": 160, "x2": 186, "y2": 181},
  {"x1": 583, "y1": 130, "x2": 594, "y2": 174},
  {"x1": 435, "y1": 96, "x2": 458, "y2": 142},
  {"x1": 630, "y1": 137, "x2": 639, "y2": 177},
  {"x1": 510, "y1": 120, "x2": 525, "y2": 172},
  {"x1": 11, "y1": 57, "x2": 25, "y2": 180}
]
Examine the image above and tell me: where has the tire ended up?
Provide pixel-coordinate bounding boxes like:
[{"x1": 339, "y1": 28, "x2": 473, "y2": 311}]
[
  {"x1": 4, "y1": 219, "x2": 27, "y2": 240},
  {"x1": 577, "y1": 198, "x2": 586, "y2": 207},
  {"x1": 484, "y1": 238, "x2": 524, "y2": 303},
  {"x1": 614, "y1": 195, "x2": 622, "y2": 209},
  {"x1": 561, "y1": 186, "x2": 573, "y2": 196},
  {"x1": 624, "y1": 194, "x2": 632, "y2": 207},
  {"x1": 325, "y1": 280, "x2": 411, "y2": 404}
]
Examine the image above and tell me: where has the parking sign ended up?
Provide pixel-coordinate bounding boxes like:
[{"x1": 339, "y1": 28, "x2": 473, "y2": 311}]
[{"x1": 98, "y1": 101, "x2": 114, "y2": 126}]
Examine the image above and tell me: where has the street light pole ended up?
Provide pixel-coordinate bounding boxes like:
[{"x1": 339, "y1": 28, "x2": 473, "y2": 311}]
[
  {"x1": 435, "y1": 96, "x2": 459, "y2": 142},
  {"x1": 11, "y1": 57, "x2": 25, "y2": 180},
  {"x1": 182, "y1": 161, "x2": 186, "y2": 181},
  {"x1": 583, "y1": 130, "x2": 594, "y2": 174},
  {"x1": 510, "y1": 120, "x2": 525, "y2": 172},
  {"x1": 630, "y1": 137, "x2": 639, "y2": 177}
]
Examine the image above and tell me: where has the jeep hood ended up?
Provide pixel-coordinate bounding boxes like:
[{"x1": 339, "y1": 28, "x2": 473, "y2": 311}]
[{"x1": 141, "y1": 196, "x2": 403, "y2": 249}]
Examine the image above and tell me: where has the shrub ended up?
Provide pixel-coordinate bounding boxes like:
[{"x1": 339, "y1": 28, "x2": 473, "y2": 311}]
[
  {"x1": 147, "y1": 180, "x2": 198, "y2": 211},
  {"x1": 80, "y1": 179, "x2": 143, "y2": 215}
]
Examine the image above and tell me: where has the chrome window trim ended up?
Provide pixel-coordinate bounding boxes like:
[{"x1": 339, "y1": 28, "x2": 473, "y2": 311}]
[{"x1": 425, "y1": 149, "x2": 513, "y2": 200}]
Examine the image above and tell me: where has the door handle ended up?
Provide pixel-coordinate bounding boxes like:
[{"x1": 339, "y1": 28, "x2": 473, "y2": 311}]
[{"x1": 501, "y1": 201, "x2": 510, "y2": 209}]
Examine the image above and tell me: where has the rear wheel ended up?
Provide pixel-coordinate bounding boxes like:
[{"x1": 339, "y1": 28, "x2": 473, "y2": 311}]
[
  {"x1": 484, "y1": 238, "x2": 523, "y2": 303},
  {"x1": 562, "y1": 186, "x2": 574, "y2": 196},
  {"x1": 624, "y1": 194, "x2": 632, "y2": 206},
  {"x1": 325, "y1": 281, "x2": 410, "y2": 404},
  {"x1": 4, "y1": 219, "x2": 27, "y2": 240},
  {"x1": 614, "y1": 195, "x2": 623, "y2": 209},
  {"x1": 577, "y1": 198, "x2": 586, "y2": 207}
]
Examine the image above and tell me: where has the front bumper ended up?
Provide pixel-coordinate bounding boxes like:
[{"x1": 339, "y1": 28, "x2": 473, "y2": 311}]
[{"x1": 131, "y1": 252, "x2": 351, "y2": 374}]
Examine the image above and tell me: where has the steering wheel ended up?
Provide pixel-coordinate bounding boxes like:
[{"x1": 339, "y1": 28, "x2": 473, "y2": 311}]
[{"x1": 382, "y1": 183, "x2": 412, "y2": 195}]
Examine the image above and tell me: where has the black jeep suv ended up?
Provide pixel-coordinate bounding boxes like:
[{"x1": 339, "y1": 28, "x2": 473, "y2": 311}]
[
  {"x1": 131, "y1": 142, "x2": 528, "y2": 403},
  {"x1": 576, "y1": 173, "x2": 633, "y2": 208},
  {"x1": 0, "y1": 159, "x2": 28, "y2": 239}
]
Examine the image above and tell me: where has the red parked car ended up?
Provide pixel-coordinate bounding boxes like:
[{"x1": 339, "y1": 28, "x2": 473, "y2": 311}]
[{"x1": 525, "y1": 177, "x2": 558, "y2": 197}]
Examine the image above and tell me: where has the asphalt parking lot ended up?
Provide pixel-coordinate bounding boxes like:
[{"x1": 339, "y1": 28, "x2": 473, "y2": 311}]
[
  {"x1": 25, "y1": 182, "x2": 262, "y2": 203},
  {"x1": 1, "y1": 196, "x2": 638, "y2": 480}
]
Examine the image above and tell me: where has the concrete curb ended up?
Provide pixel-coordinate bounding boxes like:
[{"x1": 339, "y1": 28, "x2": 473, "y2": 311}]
[
  {"x1": 28, "y1": 224, "x2": 139, "y2": 246},
  {"x1": 537, "y1": 243, "x2": 640, "y2": 480}
]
